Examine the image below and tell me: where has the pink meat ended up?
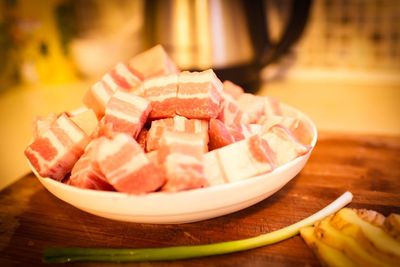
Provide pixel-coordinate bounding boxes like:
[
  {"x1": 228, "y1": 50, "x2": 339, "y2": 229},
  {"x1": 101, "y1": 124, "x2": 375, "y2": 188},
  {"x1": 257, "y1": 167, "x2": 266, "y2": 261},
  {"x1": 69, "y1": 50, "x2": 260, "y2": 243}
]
[
  {"x1": 226, "y1": 123, "x2": 253, "y2": 142},
  {"x1": 261, "y1": 125, "x2": 310, "y2": 167},
  {"x1": 146, "y1": 116, "x2": 208, "y2": 152},
  {"x1": 209, "y1": 119, "x2": 261, "y2": 150},
  {"x1": 217, "y1": 92, "x2": 249, "y2": 127},
  {"x1": 176, "y1": 69, "x2": 224, "y2": 119},
  {"x1": 158, "y1": 131, "x2": 207, "y2": 192},
  {"x1": 83, "y1": 80, "x2": 115, "y2": 118},
  {"x1": 96, "y1": 133, "x2": 165, "y2": 194},
  {"x1": 136, "y1": 127, "x2": 148, "y2": 150},
  {"x1": 162, "y1": 154, "x2": 207, "y2": 192},
  {"x1": 25, "y1": 114, "x2": 89, "y2": 181},
  {"x1": 208, "y1": 119, "x2": 235, "y2": 150},
  {"x1": 143, "y1": 74, "x2": 178, "y2": 119},
  {"x1": 107, "y1": 62, "x2": 142, "y2": 91},
  {"x1": 103, "y1": 90, "x2": 151, "y2": 138},
  {"x1": 203, "y1": 135, "x2": 276, "y2": 183},
  {"x1": 261, "y1": 115, "x2": 313, "y2": 145},
  {"x1": 128, "y1": 45, "x2": 179, "y2": 79},
  {"x1": 146, "y1": 118, "x2": 173, "y2": 152},
  {"x1": 82, "y1": 63, "x2": 142, "y2": 118},
  {"x1": 222, "y1": 80, "x2": 244, "y2": 99},
  {"x1": 69, "y1": 138, "x2": 114, "y2": 191},
  {"x1": 33, "y1": 113, "x2": 57, "y2": 139}
]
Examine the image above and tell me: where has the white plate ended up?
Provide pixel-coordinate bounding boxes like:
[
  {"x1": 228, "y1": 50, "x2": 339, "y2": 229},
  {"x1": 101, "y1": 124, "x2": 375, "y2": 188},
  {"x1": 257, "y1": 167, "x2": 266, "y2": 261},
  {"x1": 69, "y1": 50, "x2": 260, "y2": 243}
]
[{"x1": 31, "y1": 103, "x2": 317, "y2": 224}]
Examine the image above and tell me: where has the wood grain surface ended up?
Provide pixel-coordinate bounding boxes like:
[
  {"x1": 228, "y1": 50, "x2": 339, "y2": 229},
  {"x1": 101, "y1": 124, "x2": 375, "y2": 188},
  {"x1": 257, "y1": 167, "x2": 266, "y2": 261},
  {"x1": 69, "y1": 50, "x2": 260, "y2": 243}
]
[{"x1": 1, "y1": 133, "x2": 399, "y2": 266}]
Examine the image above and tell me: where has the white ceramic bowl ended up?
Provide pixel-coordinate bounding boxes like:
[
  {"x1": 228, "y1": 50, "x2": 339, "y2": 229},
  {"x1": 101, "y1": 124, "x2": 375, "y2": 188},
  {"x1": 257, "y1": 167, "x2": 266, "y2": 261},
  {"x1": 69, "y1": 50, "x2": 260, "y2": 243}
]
[{"x1": 31, "y1": 103, "x2": 317, "y2": 224}]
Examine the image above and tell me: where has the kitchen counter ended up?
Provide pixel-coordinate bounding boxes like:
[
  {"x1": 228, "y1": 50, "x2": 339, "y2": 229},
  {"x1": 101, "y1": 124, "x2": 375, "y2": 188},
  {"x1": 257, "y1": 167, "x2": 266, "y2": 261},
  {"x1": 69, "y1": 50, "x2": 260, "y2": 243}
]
[
  {"x1": 1, "y1": 132, "x2": 399, "y2": 266},
  {"x1": 0, "y1": 78, "x2": 399, "y2": 189}
]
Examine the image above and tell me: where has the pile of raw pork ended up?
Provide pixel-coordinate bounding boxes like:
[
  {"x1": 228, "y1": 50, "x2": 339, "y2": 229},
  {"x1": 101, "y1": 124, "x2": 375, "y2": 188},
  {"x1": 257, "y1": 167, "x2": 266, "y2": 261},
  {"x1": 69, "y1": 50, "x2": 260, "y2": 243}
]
[{"x1": 25, "y1": 45, "x2": 313, "y2": 194}]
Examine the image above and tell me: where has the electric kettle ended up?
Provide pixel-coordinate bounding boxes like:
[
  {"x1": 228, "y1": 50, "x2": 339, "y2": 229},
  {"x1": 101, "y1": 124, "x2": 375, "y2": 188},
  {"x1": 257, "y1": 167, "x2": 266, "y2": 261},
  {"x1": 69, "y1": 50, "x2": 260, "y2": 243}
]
[{"x1": 143, "y1": 0, "x2": 312, "y2": 92}]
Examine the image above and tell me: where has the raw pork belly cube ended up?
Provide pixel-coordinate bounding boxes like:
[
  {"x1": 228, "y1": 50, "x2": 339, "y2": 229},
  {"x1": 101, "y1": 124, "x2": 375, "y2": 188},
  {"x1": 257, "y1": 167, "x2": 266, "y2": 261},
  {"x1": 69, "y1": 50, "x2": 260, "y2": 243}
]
[
  {"x1": 146, "y1": 118, "x2": 173, "y2": 152},
  {"x1": 176, "y1": 69, "x2": 224, "y2": 119},
  {"x1": 171, "y1": 115, "x2": 209, "y2": 151},
  {"x1": 69, "y1": 138, "x2": 114, "y2": 191},
  {"x1": 96, "y1": 133, "x2": 165, "y2": 194},
  {"x1": 136, "y1": 127, "x2": 148, "y2": 150},
  {"x1": 236, "y1": 93, "x2": 266, "y2": 123},
  {"x1": 261, "y1": 115, "x2": 313, "y2": 145},
  {"x1": 208, "y1": 118, "x2": 261, "y2": 150},
  {"x1": 158, "y1": 131, "x2": 207, "y2": 192},
  {"x1": 146, "y1": 116, "x2": 209, "y2": 152},
  {"x1": 105, "y1": 62, "x2": 142, "y2": 91},
  {"x1": 222, "y1": 80, "x2": 244, "y2": 99},
  {"x1": 128, "y1": 44, "x2": 179, "y2": 79},
  {"x1": 83, "y1": 80, "x2": 115, "y2": 118},
  {"x1": 218, "y1": 92, "x2": 249, "y2": 127},
  {"x1": 143, "y1": 74, "x2": 178, "y2": 119},
  {"x1": 203, "y1": 151, "x2": 228, "y2": 186},
  {"x1": 33, "y1": 113, "x2": 57, "y2": 138},
  {"x1": 203, "y1": 135, "x2": 276, "y2": 183},
  {"x1": 224, "y1": 123, "x2": 254, "y2": 143},
  {"x1": 261, "y1": 125, "x2": 310, "y2": 167},
  {"x1": 25, "y1": 114, "x2": 89, "y2": 181},
  {"x1": 208, "y1": 119, "x2": 235, "y2": 150},
  {"x1": 103, "y1": 90, "x2": 151, "y2": 139},
  {"x1": 69, "y1": 108, "x2": 98, "y2": 137}
]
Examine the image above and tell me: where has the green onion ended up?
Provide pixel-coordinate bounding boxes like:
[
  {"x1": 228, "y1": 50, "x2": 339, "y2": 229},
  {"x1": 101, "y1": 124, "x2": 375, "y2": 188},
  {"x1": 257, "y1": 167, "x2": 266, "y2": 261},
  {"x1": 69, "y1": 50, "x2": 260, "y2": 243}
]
[{"x1": 43, "y1": 191, "x2": 353, "y2": 263}]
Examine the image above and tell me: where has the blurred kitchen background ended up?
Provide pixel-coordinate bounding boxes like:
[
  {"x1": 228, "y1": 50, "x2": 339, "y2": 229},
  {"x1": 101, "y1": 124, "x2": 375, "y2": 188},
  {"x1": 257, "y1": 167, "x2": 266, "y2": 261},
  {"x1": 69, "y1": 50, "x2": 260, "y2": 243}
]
[{"x1": 0, "y1": 0, "x2": 399, "y2": 189}]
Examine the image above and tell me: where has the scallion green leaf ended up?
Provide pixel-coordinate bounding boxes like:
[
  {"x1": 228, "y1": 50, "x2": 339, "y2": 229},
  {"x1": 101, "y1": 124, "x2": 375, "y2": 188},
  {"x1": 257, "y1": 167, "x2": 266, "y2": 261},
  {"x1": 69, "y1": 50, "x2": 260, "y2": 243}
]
[{"x1": 43, "y1": 191, "x2": 353, "y2": 263}]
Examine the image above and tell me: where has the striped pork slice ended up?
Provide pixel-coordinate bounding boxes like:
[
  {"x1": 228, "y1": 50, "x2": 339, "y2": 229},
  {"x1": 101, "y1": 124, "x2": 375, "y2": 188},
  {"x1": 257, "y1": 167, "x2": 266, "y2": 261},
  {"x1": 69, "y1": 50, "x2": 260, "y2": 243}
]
[
  {"x1": 208, "y1": 119, "x2": 235, "y2": 150},
  {"x1": 96, "y1": 133, "x2": 165, "y2": 194},
  {"x1": 158, "y1": 131, "x2": 207, "y2": 192},
  {"x1": 236, "y1": 93, "x2": 266, "y2": 123},
  {"x1": 222, "y1": 80, "x2": 244, "y2": 99},
  {"x1": 25, "y1": 114, "x2": 89, "y2": 181},
  {"x1": 83, "y1": 80, "x2": 115, "y2": 118},
  {"x1": 82, "y1": 63, "x2": 142, "y2": 119},
  {"x1": 33, "y1": 113, "x2": 57, "y2": 139},
  {"x1": 208, "y1": 119, "x2": 263, "y2": 150},
  {"x1": 176, "y1": 69, "x2": 224, "y2": 119},
  {"x1": 217, "y1": 91, "x2": 249, "y2": 127},
  {"x1": 128, "y1": 45, "x2": 179, "y2": 79},
  {"x1": 146, "y1": 116, "x2": 208, "y2": 152},
  {"x1": 261, "y1": 124, "x2": 310, "y2": 167},
  {"x1": 261, "y1": 115, "x2": 313, "y2": 145},
  {"x1": 103, "y1": 90, "x2": 151, "y2": 139},
  {"x1": 143, "y1": 74, "x2": 178, "y2": 119},
  {"x1": 106, "y1": 62, "x2": 142, "y2": 92},
  {"x1": 146, "y1": 117, "x2": 173, "y2": 152},
  {"x1": 203, "y1": 135, "x2": 276, "y2": 184},
  {"x1": 227, "y1": 123, "x2": 254, "y2": 142},
  {"x1": 69, "y1": 138, "x2": 114, "y2": 191}
]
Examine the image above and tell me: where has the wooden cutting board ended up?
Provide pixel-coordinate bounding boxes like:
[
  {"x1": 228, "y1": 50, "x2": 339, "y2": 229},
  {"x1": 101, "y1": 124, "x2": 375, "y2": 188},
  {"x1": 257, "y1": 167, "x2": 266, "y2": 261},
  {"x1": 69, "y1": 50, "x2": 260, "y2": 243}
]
[{"x1": 1, "y1": 133, "x2": 399, "y2": 266}]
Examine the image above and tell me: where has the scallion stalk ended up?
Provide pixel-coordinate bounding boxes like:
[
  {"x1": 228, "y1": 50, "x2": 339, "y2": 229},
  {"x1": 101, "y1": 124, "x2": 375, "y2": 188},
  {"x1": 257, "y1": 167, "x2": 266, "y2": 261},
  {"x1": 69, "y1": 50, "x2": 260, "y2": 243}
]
[{"x1": 43, "y1": 191, "x2": 353, "y2": 263}]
